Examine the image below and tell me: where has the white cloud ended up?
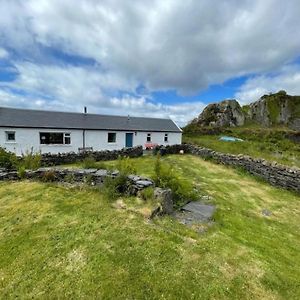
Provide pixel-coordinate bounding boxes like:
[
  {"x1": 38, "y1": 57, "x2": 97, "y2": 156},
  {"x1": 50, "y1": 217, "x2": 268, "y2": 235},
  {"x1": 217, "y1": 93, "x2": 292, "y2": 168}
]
[
  {"x1": 0, "y1": 0, "x2": 300, "y2": 123},
  {"x1": 1, "y1": 0, "x2": 300, "y2": 93},
  {"x1": 235, "y1": 65, "x2": 300, "y2": 104},
  {"x1": 0, "y1": 62, "x2": 205, "y2": 125},
  {"x1": 0, "y1": 47, "x2": 8, "y2": 58}
]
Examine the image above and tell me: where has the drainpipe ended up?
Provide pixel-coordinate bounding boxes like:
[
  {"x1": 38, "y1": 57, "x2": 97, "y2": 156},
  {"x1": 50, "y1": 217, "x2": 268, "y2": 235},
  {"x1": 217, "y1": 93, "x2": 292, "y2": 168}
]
[{"x1": 83, "y1": 106, "x2": 87, "y2": 149}]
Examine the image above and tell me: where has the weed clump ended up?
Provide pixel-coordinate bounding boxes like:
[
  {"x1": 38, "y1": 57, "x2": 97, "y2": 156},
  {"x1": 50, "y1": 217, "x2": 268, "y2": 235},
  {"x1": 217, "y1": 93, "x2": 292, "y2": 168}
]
[
  {"x1": 21, "y1": 149, "x2": 41, "y2": 170},
  {"x1": 102, "y1": 156, "x2": 136, "y2": 200},
  {"x1": 82, "y1": 156, "x2": 97, "y2": 169},
  {"x1": 153, "y1": 154, "x2": 197, "y2": 207},
  {"x1": 116, "y1": 156, "x2": 136, "y2": 175},
  {"x1": 0, "y1": 147, "x2": 18, "y2": 170},
  {"x1": 41, "y1": 170, "x2": 56, "y2": 182},
  {"x1": 140, "y1": 186, "x2": 154, "y2": 201}
]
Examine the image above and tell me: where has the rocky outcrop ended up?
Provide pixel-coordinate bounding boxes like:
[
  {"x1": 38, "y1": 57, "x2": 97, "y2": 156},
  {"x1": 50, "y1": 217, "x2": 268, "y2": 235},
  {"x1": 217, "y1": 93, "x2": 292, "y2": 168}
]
[
  {"x1": 188, "y1": 91, "x2": 300, "y2": 130},
  {"x1": 246, "y1": 91, "x2": 300, "y2": 129},
  {"x1": 192, "y1": 99, "x2": 245, "y2": 127}
]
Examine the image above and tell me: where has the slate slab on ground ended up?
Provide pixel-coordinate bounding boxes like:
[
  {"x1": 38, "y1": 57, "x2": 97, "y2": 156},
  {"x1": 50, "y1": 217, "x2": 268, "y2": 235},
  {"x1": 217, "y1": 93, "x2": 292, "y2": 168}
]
[{"x1": 175, "y1": 201, "x2": 215, "y2": 226}]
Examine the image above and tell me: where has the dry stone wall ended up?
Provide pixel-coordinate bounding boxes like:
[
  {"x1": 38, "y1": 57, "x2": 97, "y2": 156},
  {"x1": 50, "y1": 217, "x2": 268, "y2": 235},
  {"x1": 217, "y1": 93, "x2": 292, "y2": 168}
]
[
  {"x1": 41, "y1": 146, "x2": 143, "y2": 166},
  {"x1": 158, "y1": 144, "x2": 300, "y2": 193}
]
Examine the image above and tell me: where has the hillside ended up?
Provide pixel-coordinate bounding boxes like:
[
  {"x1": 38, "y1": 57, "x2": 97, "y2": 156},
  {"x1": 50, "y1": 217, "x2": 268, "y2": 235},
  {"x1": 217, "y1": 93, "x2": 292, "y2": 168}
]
[{"x1": 188, "y1": 91, "x2": 300, "y2": 131}]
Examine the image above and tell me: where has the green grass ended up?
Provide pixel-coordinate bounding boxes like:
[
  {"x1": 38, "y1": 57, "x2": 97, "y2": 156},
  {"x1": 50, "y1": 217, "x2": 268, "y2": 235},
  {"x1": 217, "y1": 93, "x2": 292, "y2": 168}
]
[
  {"x1": 183, "y1": 130, "x2": 300, "y2": 168},
  {"x1": 1, "y1": 155, "x2": 300, "y2": 299}
]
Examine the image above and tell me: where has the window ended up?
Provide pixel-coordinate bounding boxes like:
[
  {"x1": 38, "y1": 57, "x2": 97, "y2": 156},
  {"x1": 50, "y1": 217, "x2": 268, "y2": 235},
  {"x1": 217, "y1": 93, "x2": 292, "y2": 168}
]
[
  {"x1": 164, "y1": 133, "x2": 168, "y2": 142},
  {"x1": 5, "y1": 131, "x2": 15, "y2": 142},
  {"x1": 107, "y1": 132, "x2": 116, "y2": 143},
  {"x1": 147, "y1": 133, "x2": 151, "y2": 142},
  {"x1": 40, "y1": 132, "x2": 71, "y2": 145}
]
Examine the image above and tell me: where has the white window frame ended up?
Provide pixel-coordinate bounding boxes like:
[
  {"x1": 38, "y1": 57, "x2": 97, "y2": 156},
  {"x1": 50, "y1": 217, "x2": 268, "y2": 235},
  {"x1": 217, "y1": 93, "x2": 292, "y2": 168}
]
[
  {"x1": 147, "y1": 133, "x2": 151, "y2": 142},
  {"x1": 164, "y1": 133, "x2": 168, "y2": 142},
  {"x1": 5, "y1": 131, "x2": 16, "y2": 143},
  {"x1": 107, "y1": 132, "x2": 117, "y2": 143},
  {"x1": 39, "y1": 132, "x2": 71, "y2": 145}
]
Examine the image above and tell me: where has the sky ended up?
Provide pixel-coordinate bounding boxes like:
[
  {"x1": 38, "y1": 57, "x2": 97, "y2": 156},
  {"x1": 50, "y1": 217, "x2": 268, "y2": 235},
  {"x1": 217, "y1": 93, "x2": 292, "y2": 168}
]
[{"x1": 0, "y1": 0, "x2": 300, "y2": 126}]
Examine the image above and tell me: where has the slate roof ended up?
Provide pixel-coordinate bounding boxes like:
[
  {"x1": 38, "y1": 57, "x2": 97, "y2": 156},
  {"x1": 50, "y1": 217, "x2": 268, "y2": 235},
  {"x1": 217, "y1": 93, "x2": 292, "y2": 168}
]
[{"x1": 0, "y1": 107, "x2": 182, "y2": 132}]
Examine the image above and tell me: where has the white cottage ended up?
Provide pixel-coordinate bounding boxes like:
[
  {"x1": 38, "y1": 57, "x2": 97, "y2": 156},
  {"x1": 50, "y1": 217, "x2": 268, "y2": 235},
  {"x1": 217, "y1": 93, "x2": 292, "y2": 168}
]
[{"x1": 0, "y1": 107, "x2": 182, "y2": 155}]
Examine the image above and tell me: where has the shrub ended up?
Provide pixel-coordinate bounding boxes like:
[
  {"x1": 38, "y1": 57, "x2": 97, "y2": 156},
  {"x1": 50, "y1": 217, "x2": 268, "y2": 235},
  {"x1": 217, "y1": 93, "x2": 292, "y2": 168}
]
[
  {"x1": 17, "y1": 165, "x2": 26, "y2": 179},
  {"x1": 153, "y1": 154, "x2": 197, "y2": 207},
  {"x1": 0, "y1": 147, "x2": 18, "y2": 170},
  {"x1": 21, "y1": 148, "x2": 41, "y2": 170},
  {"x1": 140, "y1": 187, "x2": 154, "y2": 201},
  {"x1": 41, "y1": 170, "x2": 56, "y2": 182},
  {"x1": 103, "y1": 174, "x2": 128, "y2": 200},
  {"x1": 82, "y1": 156, "x2": 97, "y2": 169},
  {"x1": 116, "y1": 156, "x2": 136, "y2": 175}
]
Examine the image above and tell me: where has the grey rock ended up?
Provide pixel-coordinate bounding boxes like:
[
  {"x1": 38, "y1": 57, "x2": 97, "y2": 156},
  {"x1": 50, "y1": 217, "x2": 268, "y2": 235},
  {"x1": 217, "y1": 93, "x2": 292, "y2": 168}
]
[
  {"x1": 182, "y1": 202, "x2": 215, "y2": 220},
  {"x1": 136, "y1": 180, "x2": 153, "y2": 187},
  {"x1": 95, "y1": 169, "x2": 108, "y2": 176}
]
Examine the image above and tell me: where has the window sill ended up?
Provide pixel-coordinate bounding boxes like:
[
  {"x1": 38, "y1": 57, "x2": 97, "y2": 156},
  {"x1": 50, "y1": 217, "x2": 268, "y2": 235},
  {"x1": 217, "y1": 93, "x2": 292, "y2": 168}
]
[
  {"x1": 40, "y1": 144, "x2": 72, "y2": 147},
  {"x1": 5, "y1": 141, "x2": 17, "y2": 144}
]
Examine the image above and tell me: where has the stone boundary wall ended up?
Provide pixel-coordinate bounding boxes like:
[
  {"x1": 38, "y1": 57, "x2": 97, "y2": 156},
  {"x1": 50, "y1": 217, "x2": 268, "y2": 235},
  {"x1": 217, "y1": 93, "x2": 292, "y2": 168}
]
[
  {"x1": 0, "y1": 167, "x2": 173, "y2": 216},
  {"x1": 41, "y1": 146, "x2": 143, "y2": 166},
  {"x1": 158, "y1": 144, "x2": 300, "y2": 193}
]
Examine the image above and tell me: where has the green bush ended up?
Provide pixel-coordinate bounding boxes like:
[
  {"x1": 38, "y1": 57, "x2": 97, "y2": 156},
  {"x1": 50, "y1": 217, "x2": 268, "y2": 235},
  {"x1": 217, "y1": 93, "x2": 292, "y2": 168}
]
[
  {"x1": 153, "y1": 155, "x2": 197, "y2": 207},
  {"x1": 116, "y1": 156, "x2": 136, "y2": 175},
  {"x1": 103, "y1": 174, "x2": 128, "y2": 200},
  {"x1": 140, "y1": 187, "x2": 154, "y2": 201},
  {"x1": 17, "y1": 165, "x2": 26, "y2": 179},
  {"x1": 82, "y1": 156, "x2": 98, "y2": 169},
  {"x1": 0, "y1": 147, "x2": 18, "y2": 170},
  {"x1": 21, "y1": 149, "x2": 41, "y2": 170}
]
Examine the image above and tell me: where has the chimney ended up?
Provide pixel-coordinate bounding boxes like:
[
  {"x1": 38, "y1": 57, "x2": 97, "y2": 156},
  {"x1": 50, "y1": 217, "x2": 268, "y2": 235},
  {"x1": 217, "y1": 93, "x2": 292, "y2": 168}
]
[
  {"x1": 127, "y1": 114, "x2": 130, "y2": 121},
  {"x1": 84, "y1": 106, "x2": 87, "y2": 114}
]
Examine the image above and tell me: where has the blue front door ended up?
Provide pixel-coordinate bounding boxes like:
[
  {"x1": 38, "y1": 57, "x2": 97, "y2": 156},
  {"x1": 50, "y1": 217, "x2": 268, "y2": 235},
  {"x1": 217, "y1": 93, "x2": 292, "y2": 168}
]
[{"x1": 125, "y1": 133, "x2": 133, "y2": 147}]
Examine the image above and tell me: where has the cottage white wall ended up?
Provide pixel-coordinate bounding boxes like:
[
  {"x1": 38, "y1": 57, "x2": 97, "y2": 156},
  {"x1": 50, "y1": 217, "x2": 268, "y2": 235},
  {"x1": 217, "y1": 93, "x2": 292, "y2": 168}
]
[
  {"x1": 0, "y1": 127, "x2": 83, "y2": 155},
  {"x1": 0, "y1": 127, "x2": 182, "y2": 155}
]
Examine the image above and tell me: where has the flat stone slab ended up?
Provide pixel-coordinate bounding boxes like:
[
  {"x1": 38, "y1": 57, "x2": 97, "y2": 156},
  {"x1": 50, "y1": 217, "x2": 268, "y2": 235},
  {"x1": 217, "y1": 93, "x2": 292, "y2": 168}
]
[
  {"x1": 95, "y1": 169, "x2": 108, "y2": 176},
  {"x1": 175, "y1": 201, "x2": 216, "y2": 227},
  {"x1": 136, "y1": 180, "x2": 153, "y2": 187},
  {"x1": 182, "y1": 202, "x2": 215, "y2": 219}
]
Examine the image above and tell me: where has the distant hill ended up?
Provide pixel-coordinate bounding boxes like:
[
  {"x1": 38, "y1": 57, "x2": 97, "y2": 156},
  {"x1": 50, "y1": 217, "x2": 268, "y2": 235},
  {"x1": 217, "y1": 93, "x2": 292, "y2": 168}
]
[{"x1": 187, "y1": 91, "x2": 300, "y2": 131}]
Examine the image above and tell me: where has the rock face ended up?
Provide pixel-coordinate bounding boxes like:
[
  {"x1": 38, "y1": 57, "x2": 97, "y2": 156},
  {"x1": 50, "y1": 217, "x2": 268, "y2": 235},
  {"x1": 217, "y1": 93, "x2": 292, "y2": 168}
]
[
  {"x1": 192, "y1": 99, "x2": 245, "y2": 127},
  {"x1": 189, "y1": 91, "x2": 300, "y2": 130},
  {"x1": 246, "y1": 91, "x2": 300, "y2": 130}
]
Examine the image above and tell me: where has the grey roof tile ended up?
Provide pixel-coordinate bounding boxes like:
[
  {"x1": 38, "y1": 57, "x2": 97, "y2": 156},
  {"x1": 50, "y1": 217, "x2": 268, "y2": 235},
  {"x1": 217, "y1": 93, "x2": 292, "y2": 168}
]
[{"x1": 0, "y1": 107, "x2": 182, "y2": 132}]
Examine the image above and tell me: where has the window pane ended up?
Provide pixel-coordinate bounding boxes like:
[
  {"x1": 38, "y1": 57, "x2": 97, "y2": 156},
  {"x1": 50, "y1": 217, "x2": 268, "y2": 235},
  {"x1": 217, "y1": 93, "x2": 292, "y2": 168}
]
[
  {"x1": 64, "y1": 137, "x2": 71, "y2": 144},
  {"x1": 108, "y1": 133, "x2": 116, "y2": 143},
  {"x1": 164, "y1": 134, "x2": 168, "y2": 142},
  {"x1": 147, "y1": 134, "x2": 151, "y2": 142},
  {"x1": 50, "y1": 133, "x2": 64, "y2": 144},
  {"x1": 6, "y1": 132, "x2": 15, "y2": 141},
  {"x1": 40, "y1": 132, "x2": 64, "y2": 144}
]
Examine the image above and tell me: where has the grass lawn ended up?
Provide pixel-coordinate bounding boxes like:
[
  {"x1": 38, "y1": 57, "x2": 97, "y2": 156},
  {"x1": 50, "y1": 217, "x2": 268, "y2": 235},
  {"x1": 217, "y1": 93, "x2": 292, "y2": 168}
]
[
  {"x1": 1, "y1": 155, "x2": 300, "y2": 299},
  {"x1": 183, "y1": 131, "x2": 300, "y2": 168}
]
